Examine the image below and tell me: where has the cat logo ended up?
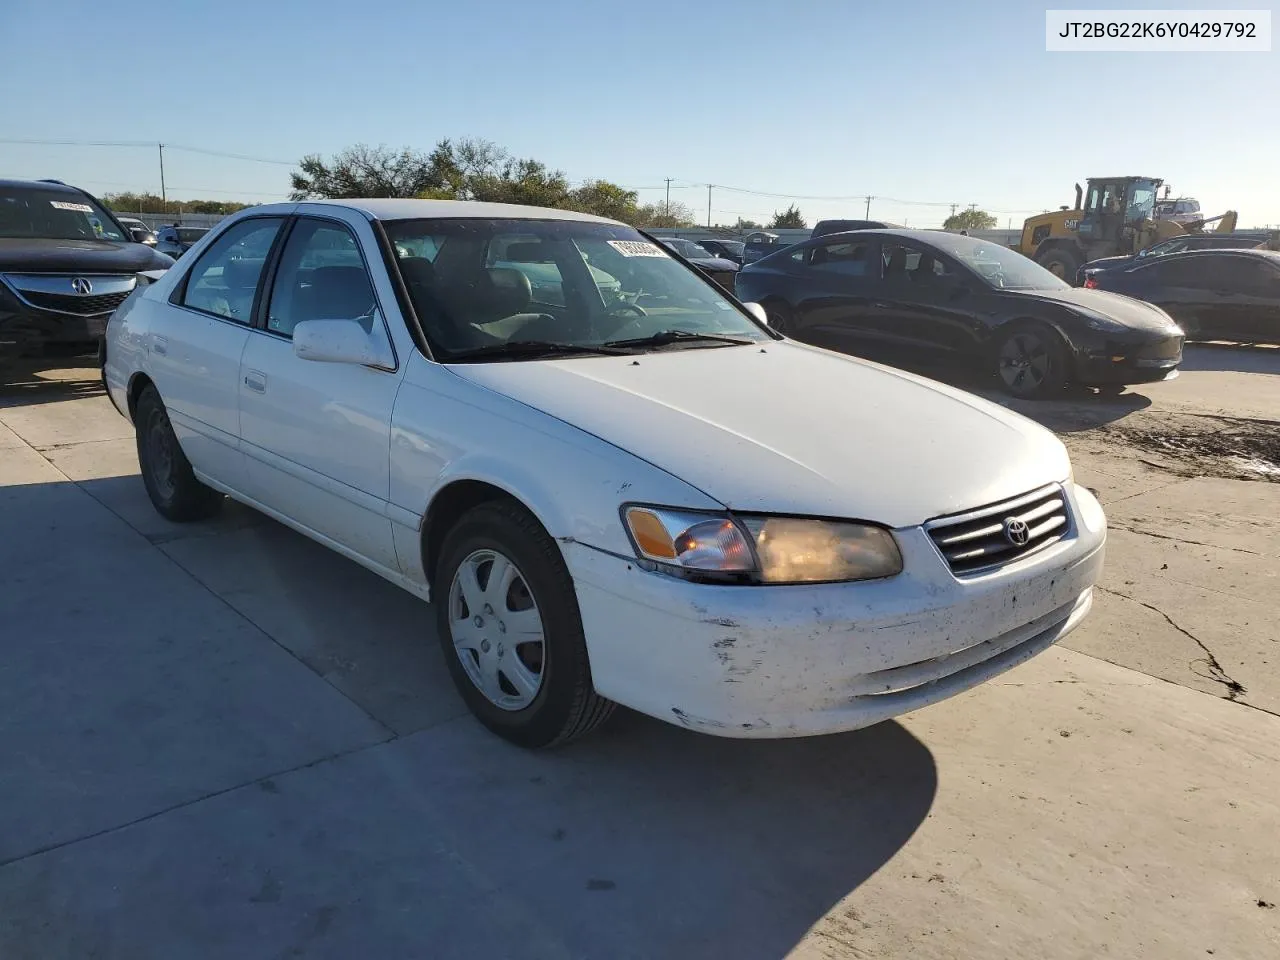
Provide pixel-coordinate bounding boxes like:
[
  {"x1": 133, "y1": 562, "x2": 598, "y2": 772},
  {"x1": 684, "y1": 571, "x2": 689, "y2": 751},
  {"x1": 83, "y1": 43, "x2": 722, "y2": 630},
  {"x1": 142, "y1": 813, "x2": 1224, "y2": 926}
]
[{"x1": 1064, "y1": 218, "x2": 1080, "y2": 230}]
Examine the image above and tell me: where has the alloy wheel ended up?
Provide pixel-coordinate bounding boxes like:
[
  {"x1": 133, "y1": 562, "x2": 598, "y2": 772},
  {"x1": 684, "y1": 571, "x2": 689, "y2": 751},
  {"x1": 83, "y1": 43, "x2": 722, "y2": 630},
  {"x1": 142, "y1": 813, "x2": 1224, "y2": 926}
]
[
  {"x1": 999, "y1": 332, "x2": 1051, "y2": 392},
  {"x1": 447, "y1": 549, "x2": 546, "y2": 711}
]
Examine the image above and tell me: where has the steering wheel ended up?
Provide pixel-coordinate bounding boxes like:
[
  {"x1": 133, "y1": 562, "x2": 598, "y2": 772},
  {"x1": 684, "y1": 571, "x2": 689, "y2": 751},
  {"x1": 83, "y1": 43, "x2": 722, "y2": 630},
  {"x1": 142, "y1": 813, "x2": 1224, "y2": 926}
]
[{"x1": 600, "y1": 302, "x2": 649, "y2": 338}]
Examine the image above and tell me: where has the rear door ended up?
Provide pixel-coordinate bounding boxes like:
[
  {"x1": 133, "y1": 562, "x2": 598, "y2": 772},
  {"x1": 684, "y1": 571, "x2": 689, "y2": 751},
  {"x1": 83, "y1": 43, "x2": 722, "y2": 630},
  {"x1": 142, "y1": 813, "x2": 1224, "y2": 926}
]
[
  {"x1": 1115, "y1": 256, "x2": 1215, "y2": 336},
  {"x1": 786, "y1": 237, "x2": 879, "y2": 349},
  {"x1": 1204, "y1": 255, "x2": 1280, "y2": 343},
  {"x1": 148, "y1": 216, "x2": 286, "y2": 488}
]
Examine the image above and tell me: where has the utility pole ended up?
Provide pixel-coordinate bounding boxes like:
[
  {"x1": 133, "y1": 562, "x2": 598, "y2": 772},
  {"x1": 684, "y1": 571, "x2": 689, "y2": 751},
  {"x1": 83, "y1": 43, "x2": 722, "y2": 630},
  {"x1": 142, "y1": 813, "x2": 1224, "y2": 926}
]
[
  {"x1": 864, "y1": 195, "x2": 872, "y2": 219},
  {"x1": 707, "y1": 184, "x2": 712, "y2": 228},
  {"x1": 664, "y1": 178, "x2": 673, "y2": 217},
  {"x1": 950, "y1": 203, "x2": 958, "y2": 219},
  {"x1": 158, "y1": 143, "x2": 167, "y2": 205}
]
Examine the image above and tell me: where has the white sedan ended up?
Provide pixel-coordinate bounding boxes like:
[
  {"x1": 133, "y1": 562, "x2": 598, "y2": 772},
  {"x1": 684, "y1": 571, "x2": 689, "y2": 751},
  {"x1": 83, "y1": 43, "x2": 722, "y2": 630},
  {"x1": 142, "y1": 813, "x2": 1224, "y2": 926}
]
[{"x1": 102, "y1": 200, "x2": 1107, "y2": 748}]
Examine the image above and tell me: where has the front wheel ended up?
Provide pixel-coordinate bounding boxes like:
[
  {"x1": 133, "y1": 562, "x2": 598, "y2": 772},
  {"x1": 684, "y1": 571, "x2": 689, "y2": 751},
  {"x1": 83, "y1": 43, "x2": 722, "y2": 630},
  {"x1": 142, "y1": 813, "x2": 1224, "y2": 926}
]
[
  {"x1": 435, "y1": 500, "x2": 614, "y2": 748},
  {"x1": 995, "y1": 325, "x2": 1069, "y2": 399},
  {"x1": 135, "y1": 385, "x2": 223, "y2": 521},
  {"x1": 1036, "y1": 247, "x2": 1083, "y2": 284}
]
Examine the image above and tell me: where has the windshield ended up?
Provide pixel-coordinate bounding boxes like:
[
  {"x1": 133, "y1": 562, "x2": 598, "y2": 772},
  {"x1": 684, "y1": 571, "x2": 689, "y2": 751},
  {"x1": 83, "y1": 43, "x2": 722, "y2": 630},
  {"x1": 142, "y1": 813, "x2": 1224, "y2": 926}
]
[
  {"x1": 0, "y1": 186, "x2": 127, "y2": 241},
  {"x1": 932, "y1": 234, "x2": 1069, "y2": 291},
  {"x1": 384, "y1": 218, "x2": 769, "y2": 361},
  {"x1": 1127, "y1": 183, "x2": 1157, "y2": 223}
]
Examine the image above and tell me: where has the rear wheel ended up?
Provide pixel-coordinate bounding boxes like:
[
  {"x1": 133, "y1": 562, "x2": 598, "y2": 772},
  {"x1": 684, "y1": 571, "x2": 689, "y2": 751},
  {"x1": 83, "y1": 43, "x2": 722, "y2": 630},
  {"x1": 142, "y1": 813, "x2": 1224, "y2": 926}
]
[
  {"x1": 1036, "y1": 247, "x2": 1083, "y2": 284},
  {"x1": 435, "y1": 500, "x2": 614, "y2": 748},
  {"x1": 995, "y1": 325, "x2": 1069, "y2": 399},
  {"x1": 135, "y1": 385, "x2": 223, "y2": 521}
]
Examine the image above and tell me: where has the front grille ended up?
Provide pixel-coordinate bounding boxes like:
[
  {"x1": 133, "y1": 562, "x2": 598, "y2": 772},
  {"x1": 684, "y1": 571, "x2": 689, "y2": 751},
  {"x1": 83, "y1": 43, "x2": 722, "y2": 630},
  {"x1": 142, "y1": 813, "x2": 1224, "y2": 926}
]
[
  {"x1": 19, "y1": 289, "x2": 132, "y2": 316},
  {"x1": 926, "y1": 484, "x2": 1071, "y2": 576}
]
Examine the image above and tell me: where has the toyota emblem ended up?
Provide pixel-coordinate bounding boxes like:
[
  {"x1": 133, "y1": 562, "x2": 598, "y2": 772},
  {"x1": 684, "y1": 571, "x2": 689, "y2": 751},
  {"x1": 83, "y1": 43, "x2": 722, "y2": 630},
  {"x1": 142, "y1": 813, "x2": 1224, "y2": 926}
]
[
  {"x1": 1003, "y1": 517, "x2": 1031, "y2": 547},
  {"x1": 70, "y1": 277, "x2": 93, "y2": 295}
]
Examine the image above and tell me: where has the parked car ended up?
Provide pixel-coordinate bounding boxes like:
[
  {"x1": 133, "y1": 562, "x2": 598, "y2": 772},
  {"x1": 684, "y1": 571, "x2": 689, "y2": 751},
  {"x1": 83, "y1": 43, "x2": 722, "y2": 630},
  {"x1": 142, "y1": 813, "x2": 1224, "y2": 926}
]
[
  {"x1": 655, "y1": 237, "x2": 739, "y2": 292},
  {"x1": 116, "y1": 216, "x2": 158, "y2": 246},
  {"x1": 693, "y1": 238, "x2": 745, "y2": 265},
  {"x1": 735, "y1": 228, "x2": 1184, "y2": 398},
  {"x1": 742, "y1": 231, "x2": 789, "y2": 265},
  {"x1": 155, "y1": 225, "x2": 210, "y2": 259},
  {"x1": 1083, "y1": 248, "x2": 1280, "y2": 344},
  {"x1": 488, "y1": 235, "x2": 622, "y2": 306},
  {"x1": 102, "y1": 199, "x2": 1106, "y2": 747},
  {"x1": 0, "y1": 178, "x2": 173, "y2": 357},
  {"x1": 1154, "y1": 198, "x2": 1202, "y2": 226},
  {"x1": 1077, "y1": 233, "x2": 1265, "y2": 284},
  {"x1": 811, "y1": 219, "x2": 899, "y2": 238}
]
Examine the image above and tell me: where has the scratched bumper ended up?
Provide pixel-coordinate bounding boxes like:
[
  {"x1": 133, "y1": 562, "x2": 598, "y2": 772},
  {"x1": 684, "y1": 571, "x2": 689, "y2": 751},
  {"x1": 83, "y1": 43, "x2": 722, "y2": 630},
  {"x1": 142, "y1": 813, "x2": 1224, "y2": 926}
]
[{"x1": 566, "y1": 483, "x2": 1106, "y2": 738}]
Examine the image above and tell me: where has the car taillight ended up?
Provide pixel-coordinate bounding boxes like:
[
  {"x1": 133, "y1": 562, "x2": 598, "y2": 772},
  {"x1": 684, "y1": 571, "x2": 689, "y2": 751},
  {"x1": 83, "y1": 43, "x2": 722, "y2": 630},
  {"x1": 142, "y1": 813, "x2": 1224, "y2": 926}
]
[{"x1": 1083, "y1": 276, "x2": 1098, "y2": 289}]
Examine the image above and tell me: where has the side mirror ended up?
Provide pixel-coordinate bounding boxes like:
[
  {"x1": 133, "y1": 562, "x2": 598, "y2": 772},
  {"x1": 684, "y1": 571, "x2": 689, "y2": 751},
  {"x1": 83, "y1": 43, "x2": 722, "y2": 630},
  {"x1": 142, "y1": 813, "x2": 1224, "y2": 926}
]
[
  {"x1": 293, "y1": 318, "x2": 393, "y2": 368},
  {"x1": 129, "y1": 228, "x2": 147, "y2": 242},
  {"x1": 742, "y1": 302, "x2": 769, "y2": 325}
]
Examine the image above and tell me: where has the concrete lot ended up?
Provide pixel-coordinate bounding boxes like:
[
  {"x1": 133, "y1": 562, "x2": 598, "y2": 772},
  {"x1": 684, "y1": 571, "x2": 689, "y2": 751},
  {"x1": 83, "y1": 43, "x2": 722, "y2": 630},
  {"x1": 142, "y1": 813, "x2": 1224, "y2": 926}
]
[{"x1": 1, "y1": 347, "x2": 1277, "y2": 959}]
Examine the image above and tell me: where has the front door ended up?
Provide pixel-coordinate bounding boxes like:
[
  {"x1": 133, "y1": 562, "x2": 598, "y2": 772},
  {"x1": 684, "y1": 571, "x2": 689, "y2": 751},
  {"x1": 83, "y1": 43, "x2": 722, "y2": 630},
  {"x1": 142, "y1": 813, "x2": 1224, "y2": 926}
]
[
  {"x1": 872, "y1": 240, "x2": 980, "y2": 360},
  {"x1": 147, "y1": 216, "x2": 285, "y2": 488},
  {"x1": 237, "y1": 214, "x2": 406, "y2": 572},
  {"x1": 789, "y1": 237, "x2": 879, "y2": 351}
]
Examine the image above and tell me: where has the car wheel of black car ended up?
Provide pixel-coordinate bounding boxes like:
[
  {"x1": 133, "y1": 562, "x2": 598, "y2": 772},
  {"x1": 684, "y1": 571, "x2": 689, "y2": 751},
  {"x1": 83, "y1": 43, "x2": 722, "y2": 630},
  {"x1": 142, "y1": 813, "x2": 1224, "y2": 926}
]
[
  {"x1": 135, "y1": 385, "x2": 223, "y2": 521},
  {"x1": 1037, "y1": 247, "x2": 1083, "y2": 284},
  {"x1": 995, "y1": 324, "x2": 1068, "y2": 399},
  {"x1": 764, "y1": 302, "x2": 794, "y2": 335},
  {"x1": 435, "y1": 499, "x2": 615, "y2": 749}
]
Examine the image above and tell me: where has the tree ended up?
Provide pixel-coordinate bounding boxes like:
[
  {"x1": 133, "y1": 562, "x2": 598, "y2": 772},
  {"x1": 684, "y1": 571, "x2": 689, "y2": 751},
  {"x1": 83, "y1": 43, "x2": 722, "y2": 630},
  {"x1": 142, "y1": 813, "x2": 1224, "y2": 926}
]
[
  {"x1": 103, "y1": 192, "x2": 252, "y2": 216},
  {"x1": 943, "y1": 208, "x2": 997, "y2": 231},
  {"x1": 289, "y1": 144, "x2": 441, "y2": 200},
  {"x1": 568, "y1": 180, "x2": 640, "y2": 221},
  {"x1": 633, "y1": 200, "x2": 697, "y2": 229},
  {"x1": 769, "y1": 205, "x2": 806, "y2": 229},
  {"x1": 734, "y1": 217, "x2": 762, "y2": 230}
]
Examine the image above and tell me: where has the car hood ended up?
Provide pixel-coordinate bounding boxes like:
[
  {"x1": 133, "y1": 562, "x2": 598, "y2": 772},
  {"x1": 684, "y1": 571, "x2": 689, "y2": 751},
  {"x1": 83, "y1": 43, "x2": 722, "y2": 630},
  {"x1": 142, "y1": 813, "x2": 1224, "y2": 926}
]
[
  {"x1": 0, "y1": 237, "x2": 173, "y2": 273},
  {"x1": 448, "y1": 342, "x2": 1070, "y2": 528},
  {"x1": 1007, "y1": 285, "x2": 1176, "y2": 332}
]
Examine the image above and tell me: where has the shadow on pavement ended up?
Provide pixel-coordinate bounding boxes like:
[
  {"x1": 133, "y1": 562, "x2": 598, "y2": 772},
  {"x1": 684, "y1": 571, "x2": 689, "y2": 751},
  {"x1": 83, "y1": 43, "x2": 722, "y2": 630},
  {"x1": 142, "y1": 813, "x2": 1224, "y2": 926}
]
[
  {"x1": 1179, "y1": 342, "x2": 1280, "y2": 375},
  {"x1": 0, "y1": 354, "x2": 102, "y2": 408},
  {"x1": 0, "y1": 471, "x2": 938, "y2": 959}
]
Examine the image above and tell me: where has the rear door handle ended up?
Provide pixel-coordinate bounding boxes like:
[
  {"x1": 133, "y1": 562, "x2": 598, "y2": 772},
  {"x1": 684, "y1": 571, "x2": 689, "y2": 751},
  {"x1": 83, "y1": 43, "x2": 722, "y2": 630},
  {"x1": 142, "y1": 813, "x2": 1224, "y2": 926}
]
[
  {"x1": 243, "y1": 369, "x2": 267, "y2": 393},
  {"x1": 152, "y1": 336, "x2": 168, "y2": 356}
]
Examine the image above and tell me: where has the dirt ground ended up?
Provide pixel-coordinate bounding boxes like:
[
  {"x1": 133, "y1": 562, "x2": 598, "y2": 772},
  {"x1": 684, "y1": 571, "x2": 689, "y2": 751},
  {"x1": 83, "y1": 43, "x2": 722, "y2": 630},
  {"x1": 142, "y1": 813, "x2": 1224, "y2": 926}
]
[{"x1": 1, "y1": 344, "x2": 1277, "y2": 960}]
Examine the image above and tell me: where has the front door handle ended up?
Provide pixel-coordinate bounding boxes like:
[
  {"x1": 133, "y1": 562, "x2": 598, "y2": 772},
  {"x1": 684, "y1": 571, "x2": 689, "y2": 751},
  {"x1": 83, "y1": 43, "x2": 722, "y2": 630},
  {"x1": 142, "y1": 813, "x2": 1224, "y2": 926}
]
[{"x1": 243, "y1": 369, "x2": 267, "y2": 393}]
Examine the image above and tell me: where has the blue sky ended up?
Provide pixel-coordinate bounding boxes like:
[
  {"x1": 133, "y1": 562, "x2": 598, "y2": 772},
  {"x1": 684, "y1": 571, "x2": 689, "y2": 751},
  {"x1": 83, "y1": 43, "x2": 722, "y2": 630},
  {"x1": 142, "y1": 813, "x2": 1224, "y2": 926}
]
[{"x1": 2, "y1": 0, "x2": 1276, "y2": 227}]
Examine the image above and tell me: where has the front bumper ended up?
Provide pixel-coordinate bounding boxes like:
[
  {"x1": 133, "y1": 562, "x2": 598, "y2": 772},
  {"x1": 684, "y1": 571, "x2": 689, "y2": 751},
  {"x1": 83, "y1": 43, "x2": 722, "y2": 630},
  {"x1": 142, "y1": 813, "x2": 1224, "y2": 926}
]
[
  {"x1": 0, "y1": 282, "x2": 119, "y2": 352},
  {"x1": 566, "y1": 483, "x2": 1107, "y2": 738},
  {"x1": 1072, "y1": 331, "x2": 1184, "y2": 385}
]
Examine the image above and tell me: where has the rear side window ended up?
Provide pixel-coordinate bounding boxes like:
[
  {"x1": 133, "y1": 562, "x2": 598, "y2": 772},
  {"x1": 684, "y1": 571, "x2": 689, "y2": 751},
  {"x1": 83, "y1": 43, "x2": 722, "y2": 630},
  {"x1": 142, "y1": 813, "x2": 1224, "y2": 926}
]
[
  {"x1": 180, "y1": 218, "x2": 283, "y2": 323},
  {"x1": 807, "y1": 240, "x2": 873, "y2": 276}
]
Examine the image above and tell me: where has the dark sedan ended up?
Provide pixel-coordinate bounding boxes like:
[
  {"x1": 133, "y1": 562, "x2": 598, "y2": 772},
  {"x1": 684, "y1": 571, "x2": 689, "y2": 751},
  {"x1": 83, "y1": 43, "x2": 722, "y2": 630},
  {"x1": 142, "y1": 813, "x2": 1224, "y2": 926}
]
[
  {"x1": 693, "y1": 238, "x2": 745, "y2": 264},
  {"x1": 655, "y1": 237, "x2": 739, "y2": 292},
  {"x1": 735, "y1": 229, "x2": 1185, "y2": 398},
  {"x1": 1084, "y1": 248, "x2": 1280, "y2": 345},
  {"x1": 1077, "y1": 233, "x2": 1265, "y2": 284}
]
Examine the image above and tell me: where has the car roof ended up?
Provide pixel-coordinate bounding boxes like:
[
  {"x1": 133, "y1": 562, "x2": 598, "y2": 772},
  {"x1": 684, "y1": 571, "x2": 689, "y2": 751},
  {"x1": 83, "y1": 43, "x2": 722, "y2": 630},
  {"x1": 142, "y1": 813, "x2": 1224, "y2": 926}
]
[
  {"x1": 281, "y1": 198, "x2": 622, "y2": 224},
  {"x1": 1173, "y1": 248, "x2": 1280, "y2": 263},
  {"x1": 802, "y1": 228, "x2": 970, "y2": 246},
  {"x1": 0, "y1": 177, "x2": 87, "y2": 194}
]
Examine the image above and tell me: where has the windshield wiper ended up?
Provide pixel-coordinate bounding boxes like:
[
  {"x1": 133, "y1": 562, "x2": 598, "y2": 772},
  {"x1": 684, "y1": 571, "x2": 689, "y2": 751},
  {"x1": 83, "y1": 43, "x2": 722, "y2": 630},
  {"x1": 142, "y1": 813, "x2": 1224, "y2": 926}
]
[
  {"x1": 603, "y1": 329, "x2": 757, "y2": 350},
  {"x1": 443, "y1": 340, "x2": 634, "y2": 362}
]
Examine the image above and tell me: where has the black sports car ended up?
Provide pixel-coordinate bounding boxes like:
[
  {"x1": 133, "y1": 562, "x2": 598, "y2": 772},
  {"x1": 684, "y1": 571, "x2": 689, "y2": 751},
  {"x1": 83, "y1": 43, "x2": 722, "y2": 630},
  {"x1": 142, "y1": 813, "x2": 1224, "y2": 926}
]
[
  {"x1": 1083, "y1": 248, "x2": 1280, "y2": 345},
  {"x1": 735, "y1": 228, "x2": 1185, "y2": 398},
  {"x1": 1077, "y1": 233, "x2": 1265, "y2": 285}
]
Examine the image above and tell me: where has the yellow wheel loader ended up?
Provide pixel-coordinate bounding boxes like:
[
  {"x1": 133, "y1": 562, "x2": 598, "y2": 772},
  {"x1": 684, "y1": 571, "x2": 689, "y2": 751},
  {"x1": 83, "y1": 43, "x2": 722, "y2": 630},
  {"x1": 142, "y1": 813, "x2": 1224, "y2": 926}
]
[{"x1": 1018, "y1": 177, "x2": 1241, "y2": 282}]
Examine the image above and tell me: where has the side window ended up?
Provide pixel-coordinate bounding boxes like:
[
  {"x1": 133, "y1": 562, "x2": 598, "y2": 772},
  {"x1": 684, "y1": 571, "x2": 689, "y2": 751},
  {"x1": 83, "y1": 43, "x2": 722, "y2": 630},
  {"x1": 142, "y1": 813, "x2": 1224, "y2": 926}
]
[
  {"x1": 180, "y1": 218, "x2": 283, "y2": 323},
  {"x1": 267, "y1": 219, "x2": 377, "y2": 338},
  {"x1": 1215, "y1": 257, "x2": 1273, "y2": 293},
  {"x1": 1150, "y1": 257, "x2": 1214, "y2": 288},
  {"x1": 808, "y1": 240, "x2": 872, "y2": 276}
]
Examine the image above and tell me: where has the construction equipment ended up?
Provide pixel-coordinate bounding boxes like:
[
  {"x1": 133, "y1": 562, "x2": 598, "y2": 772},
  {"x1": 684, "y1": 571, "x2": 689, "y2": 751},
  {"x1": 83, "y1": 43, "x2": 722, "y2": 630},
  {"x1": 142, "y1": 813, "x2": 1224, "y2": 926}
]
[{"x1": 1018, "y1": 176, "x2": 1240, "y2": 281}]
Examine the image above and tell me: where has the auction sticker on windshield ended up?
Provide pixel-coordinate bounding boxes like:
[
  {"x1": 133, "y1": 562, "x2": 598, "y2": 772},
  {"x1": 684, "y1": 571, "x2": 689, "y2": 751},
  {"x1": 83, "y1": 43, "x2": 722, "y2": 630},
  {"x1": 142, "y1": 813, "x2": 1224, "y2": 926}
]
[
  {"x1": 608, "y1": 240, "x2": 667, "y2": 257},
  {"x1": 50, "y1": 201, "x2": 94, "y2": 212}
]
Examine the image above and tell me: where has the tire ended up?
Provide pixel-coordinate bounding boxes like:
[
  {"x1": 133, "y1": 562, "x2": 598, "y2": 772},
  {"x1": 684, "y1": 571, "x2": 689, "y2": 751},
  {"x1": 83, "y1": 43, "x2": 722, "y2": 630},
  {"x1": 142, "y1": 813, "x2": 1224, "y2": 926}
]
[
  {"x1": 134, "y1": 385, "x2": 223, "y2": 521},
  {"x1": 434, "y1": 499, "x2": 614, "y2": 748},
  {"x1": 764, "y1": 302, "x2": 794, "y2": 335},
  {"x1": 995, "y1": 324, "x2": 1069, "y2": 399},
  {"x1": 1036, "y1": 247, "x2": 1083, "y2": 284}
]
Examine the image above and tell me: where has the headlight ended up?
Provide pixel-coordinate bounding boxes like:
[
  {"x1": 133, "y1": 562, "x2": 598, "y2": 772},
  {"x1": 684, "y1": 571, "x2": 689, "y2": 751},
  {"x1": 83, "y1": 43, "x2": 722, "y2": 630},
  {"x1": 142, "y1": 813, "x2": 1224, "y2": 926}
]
[
  {"x1": 622, "y1": 506, "x2": 902, "y2": 584},
  {"x1": 1082, "y1": 312, "x2": 1128, "y2": 333}
]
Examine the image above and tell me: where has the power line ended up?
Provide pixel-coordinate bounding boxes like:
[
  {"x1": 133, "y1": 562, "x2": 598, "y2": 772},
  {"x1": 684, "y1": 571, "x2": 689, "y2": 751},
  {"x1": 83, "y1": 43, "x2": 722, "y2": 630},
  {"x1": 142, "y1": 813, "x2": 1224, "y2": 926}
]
[{"x1": 0, "y1": 137, "x2": 294, "y2": 166}]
